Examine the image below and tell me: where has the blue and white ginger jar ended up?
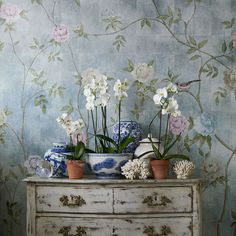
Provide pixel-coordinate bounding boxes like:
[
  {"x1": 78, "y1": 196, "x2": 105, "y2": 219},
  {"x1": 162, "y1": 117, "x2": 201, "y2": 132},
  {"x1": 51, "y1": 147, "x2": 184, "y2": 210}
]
[
  {"x1": 112, "y1": 121, "x2": 142, "y2": 154},
  {"x1": 44, "y1": 142, "x2": 69, "y2": 177}
]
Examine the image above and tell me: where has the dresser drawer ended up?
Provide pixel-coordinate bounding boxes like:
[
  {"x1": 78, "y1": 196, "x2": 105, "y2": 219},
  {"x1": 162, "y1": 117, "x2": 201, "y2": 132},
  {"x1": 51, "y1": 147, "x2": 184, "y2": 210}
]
[
  {"x1": 114, "y1": 186, "x2": 192, "y2": 213},
  {"x1": 36, "y1": 186, "x2": 113, "y2": 213},
  {"x1": 36, "y1": 216, "x2": 192, "y2": 236}
]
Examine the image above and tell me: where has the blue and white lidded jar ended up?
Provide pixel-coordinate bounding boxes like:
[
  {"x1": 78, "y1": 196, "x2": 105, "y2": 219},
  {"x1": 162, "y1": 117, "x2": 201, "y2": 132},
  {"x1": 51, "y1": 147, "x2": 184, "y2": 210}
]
[{"x1": 44, "y1": 142, "x2": 69, "y2": 177}]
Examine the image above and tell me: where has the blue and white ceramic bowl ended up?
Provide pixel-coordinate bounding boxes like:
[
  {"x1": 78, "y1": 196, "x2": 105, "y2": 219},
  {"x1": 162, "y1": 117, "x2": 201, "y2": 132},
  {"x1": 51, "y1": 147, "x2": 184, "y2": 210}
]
[
  {"x1": 86, "y1": 153, "x2": 133, "y2": 179},
  {"x1": 112, "y1": 121, "x2": 142, "y2": 154},
  {"x1": 44, "y1": 142, "x2": 70, "y2": 177}
]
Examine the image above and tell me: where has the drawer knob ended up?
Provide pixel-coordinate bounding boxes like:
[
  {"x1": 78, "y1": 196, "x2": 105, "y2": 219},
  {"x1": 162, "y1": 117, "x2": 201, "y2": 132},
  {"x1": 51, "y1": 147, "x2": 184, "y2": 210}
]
[
  {"x1": 59, "y1": 226, "x2": 87, "y2": 236},
  {"x1": 59, "y1": 194, "x2": 86, "y2": 207},
  {"x1": 143, "y1": 194, "x2": 172, "y2": 207},
  {"x1": 143, "y1": 225, "x2": 172, "y2": 236}
]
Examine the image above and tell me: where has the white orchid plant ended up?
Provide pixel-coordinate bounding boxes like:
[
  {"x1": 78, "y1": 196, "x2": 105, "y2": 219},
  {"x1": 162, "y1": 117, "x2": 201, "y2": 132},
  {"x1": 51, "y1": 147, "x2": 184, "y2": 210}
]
[
  {"x1": 56, "y1": 113, "x2": 86, "y2": 160},
  {"x1": 140, "y1": 83, "x2": 189, "y2": 161},
  {"x1": 81, "y1": 68, "x2": 134, "y2": 153}
]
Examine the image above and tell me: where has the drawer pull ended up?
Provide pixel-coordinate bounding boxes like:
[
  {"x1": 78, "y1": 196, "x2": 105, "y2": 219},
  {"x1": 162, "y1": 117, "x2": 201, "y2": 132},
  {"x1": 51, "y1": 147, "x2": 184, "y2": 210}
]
[
  {"x1": 143, "y1": 195, "x2": 172, "y2": 207},
  {"x1": 58, "y1": 226, "x2": 86, "y2": 236},
  {"x1": 59, "y1": 194, "x2": 86, "y2": 207},
  {"x1": 143, "y1": 225, "x2": 172, "y2": 236}
]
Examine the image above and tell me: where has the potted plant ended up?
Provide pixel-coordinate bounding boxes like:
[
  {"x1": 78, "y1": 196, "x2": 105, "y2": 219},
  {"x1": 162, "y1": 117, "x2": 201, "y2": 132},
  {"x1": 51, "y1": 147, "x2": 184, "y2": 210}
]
[
  {"x1": 81, "y1": 69, "x2": 134, "y2": 179},
  {"x1": 57, "y1": 114, "x2": 86, "y2": 179},
  {"x1": 66, "y1": 141, "x2": 85, "y2": 179},
  {"x1": 139, "y1": 83, "x2": 190, "y2": 179}
]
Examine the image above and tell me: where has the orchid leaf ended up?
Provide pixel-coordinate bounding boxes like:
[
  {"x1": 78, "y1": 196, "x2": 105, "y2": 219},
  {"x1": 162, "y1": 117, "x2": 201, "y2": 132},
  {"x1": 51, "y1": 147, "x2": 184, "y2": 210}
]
[
  {"x1": 118, "y1": 136, "x2": 135, "y2": 153},
  {"x1": 137, "y1": 150, "x2": 155, "y2": 159},
  {"x1": 162, "y1": 134, "x2": 181, "y2": 156},
  {"x1": 148, "y1": 137, "x2": 162, "y2": 159},
  {"x1": 75, "y1": 142, "x2": 85, "y2": 159},
  {"x1": 85, "y1": 148, "x2": 95, "y2": 153},
  {"x1": 96, "y1": 134, "x2": 117, "y2": 146},
  {"x1": 106, "y1": 147, "x2": 116, "y2": 153}
]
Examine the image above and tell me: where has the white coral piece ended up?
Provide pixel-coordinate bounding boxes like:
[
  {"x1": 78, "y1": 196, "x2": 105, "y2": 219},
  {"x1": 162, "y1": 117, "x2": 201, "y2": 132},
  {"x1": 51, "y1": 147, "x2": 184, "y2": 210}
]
[
  {"x1": 173, "y1": 160, "x2": 194, "y2": 179},
  {"x1": 121, "y1": 159, "x2": 150, "y2": 180}
]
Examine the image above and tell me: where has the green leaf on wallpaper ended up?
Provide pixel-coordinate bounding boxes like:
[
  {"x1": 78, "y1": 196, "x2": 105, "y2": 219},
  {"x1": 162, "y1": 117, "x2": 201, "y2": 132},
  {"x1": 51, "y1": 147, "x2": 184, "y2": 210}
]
[
  {"x1": 229, "y1": 40, "x2": 233, "y2": 50},
  {"x1": 198, "y1": 39, "x2": 208, "y2": 49},
  {"x1": 150, "y1": 79, "x2": 158, "y2": 87},
  {"x1": 189, "y1": 36, "x2": 197, "y2": 46},
  {"x1": 214, "y1": 87, "x2": 227, "y2": 105},
  {"x1": 61, "y1": 99, "x2": 73, "y2": 114},
  {"x1": 49, "y1": 83, "x2": 65, "y2": 98},
  {"x1": 224, "y1": 55, "x2": 234, "y2": 62},
  {"x1": 140, "y1": 18, "x2": 151, "y2": 28},
  {"x1": 206, "y1": 135, "x2": 212, "y2": 150},
  {"x1": 74, "y1": 24, "x2": 88, "y2": 39},
  {"x1": 74, "y1": 0, "x2": 80, "y2": 6},
  {"x1": 113, "y1": 35, "x2": 126, "y2": 51},
  {"x1": 123, "y1": 59, "x2": 134, "y2": 72},
  {"x1": 130, "y1": 103, "x2": 144, "y2": 120},
  {"x1": 48, "y1": 51, "x2": 63, "y2": 62},
  {"x1": 103, "y1": 16, "x2": 122, "y2": 31},
  {"x1": 190, "y1": 55, "x2": 201, "y2": 61},
  {"x1": 0, "y1": 41, "x2": 4, "y2": 51},
  {"x1": 33, "y1": 38, "x2": 39, "y2": 46},
  {"x1": 198, "y1": 148, "x2": 204, "y2": 157},
  {"x1": 162, "y1": 69, "x2": 179, "y2": 83},
  {"x1": 34, "y1": 95, "x2": 48, "y2": 114},
  {"x1": 187, "y1": 47, "x2": 197, "y2": 54},
  {"x1": 167, "y1": 6, "x2": 173, "y2": 17},
  {"x1": 188, "y1": 116, "x2": 194, "y2": 130},
  {"x1": 30, "y1": 69, "x2": 47, "y2": 87},
  {"x1": 4, "y1": 23, "x2": 15, "y2": 32},
  {"x1": 185, "y1": 0, "x2": 193, "y2": 4},
  {"x1": 177, "y1": 8, "x2": 182, "y2": 19},
  {"x1": 222, "y1": 17, "x2": 235, "y2": 29},
  {"x1": 221, "y1": 40, "x2": 227, "y2": 53},
  {"x1": 19, "y1": 10, "x2": 29, "y2": 21},
  {"x1": 156, "y1": 15, "x2": 169, "y2": 21},
  {"x1": 212, "y1": 66, "x2": 218, "y2": 78},
  {"x1": 148, "y1": 59, "x2": 154, "y2": 66},
  {"x1": 31, "y1": 0, "x2": 42, "y2": 5}
]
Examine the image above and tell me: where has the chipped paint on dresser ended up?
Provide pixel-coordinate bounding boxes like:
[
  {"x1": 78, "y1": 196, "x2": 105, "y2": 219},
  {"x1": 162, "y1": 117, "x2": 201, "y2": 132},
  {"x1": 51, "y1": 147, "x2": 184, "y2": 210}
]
[{"x1": 24, "y1": 177, "x2": 201, "y2": 236}]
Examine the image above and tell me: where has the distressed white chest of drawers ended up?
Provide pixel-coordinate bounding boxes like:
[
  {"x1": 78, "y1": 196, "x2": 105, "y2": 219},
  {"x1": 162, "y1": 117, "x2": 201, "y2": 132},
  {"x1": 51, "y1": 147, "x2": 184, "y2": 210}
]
[{"x1": 24, "y1": 177, "x2": 201, "y2": 236}]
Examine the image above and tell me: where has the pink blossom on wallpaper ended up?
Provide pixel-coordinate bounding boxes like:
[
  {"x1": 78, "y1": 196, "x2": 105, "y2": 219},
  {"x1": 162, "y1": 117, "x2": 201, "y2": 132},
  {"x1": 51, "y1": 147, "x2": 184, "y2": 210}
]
[
  {"x1": 232, "y1": 32, "x2": 236, "y2": 48},
  {"x1": 53, "y1": 24, "x2": 69, "y2": 43},
  {"x1": 0, "y1": 3, "x2": 20, "y2": 23},
  {"x1": 169, "y1": 115, "x2": 189, "y2": 135}
]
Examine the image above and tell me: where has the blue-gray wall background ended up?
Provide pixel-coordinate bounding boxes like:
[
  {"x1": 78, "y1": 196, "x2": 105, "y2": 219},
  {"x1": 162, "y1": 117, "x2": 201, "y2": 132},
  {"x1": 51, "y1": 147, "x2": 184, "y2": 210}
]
[{"x1": 0, "y1": 0, "x2": 236, "y2": 235}]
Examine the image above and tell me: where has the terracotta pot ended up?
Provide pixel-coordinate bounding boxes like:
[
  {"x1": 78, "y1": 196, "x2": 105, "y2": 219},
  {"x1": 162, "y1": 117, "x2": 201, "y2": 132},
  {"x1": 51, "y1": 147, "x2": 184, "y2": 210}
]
[
  {"x1": 150, "y1": 160, "x2": 170, "y2": 179},
  {"x1": 67, "y1": 160, "x2": 85, "y2": 179}
]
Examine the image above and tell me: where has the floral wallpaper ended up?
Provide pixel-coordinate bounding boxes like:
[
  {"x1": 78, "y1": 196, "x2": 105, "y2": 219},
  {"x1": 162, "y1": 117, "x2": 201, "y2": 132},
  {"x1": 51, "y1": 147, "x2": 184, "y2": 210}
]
[{"x1": 0, "y1": 0, "x2": 236, "y2": 235}]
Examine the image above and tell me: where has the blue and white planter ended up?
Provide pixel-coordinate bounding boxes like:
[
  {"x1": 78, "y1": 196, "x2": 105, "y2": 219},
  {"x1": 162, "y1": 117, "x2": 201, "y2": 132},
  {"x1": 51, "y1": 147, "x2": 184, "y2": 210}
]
[
  {"x1": 86, "y1": 153, "x2": 133, "y2": 179},
  {"x1": 44, "y1": 142, "x2": 70, "y2": 177},
  {"x1": 112, "y1": 121, "x2": 142, "y2": 154}
]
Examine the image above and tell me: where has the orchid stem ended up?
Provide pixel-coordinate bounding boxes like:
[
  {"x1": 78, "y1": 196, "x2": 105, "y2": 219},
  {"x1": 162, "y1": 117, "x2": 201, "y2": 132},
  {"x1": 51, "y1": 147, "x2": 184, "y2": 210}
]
[
  {"x1": 91, "y1": 110, "x2": 98, "y2": 152},
  {"x1": 164, "y1": 114, "x2": 170, "y2": 152},
  {"x1": 158, "y1": 111, "x2": 162, "y2": 159},
  {"x1": 118, "y1": 100, "x2": 122, "y2": 147},
  {"x1": 148, "y1": 112, "x2": 159, "y2": 135}
]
